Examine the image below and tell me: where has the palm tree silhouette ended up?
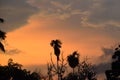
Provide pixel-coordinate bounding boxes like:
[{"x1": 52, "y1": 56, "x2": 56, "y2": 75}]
[
  {"x1": 0, "y1": 42, "x2": 5, "y2": 52},
  {"x1": 67, "y1": 51, "x2": 79, "y2": 73},
  {"x1": 50, "y1": 39, "x2": 62, "y2": 61},
  {"x1": 50, "y1": 39, "x2": 62, "y2": 80},
  {"x1": 0, "y1": 18, "x2": 6, "y2": 52}
]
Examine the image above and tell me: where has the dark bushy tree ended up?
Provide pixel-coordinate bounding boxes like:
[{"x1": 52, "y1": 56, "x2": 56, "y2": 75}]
[
  {"x1": 0, "y1": 58, "x2": 41, "y2": 80},
  {"x1": 67, "y1": 51, "x2": 79, "y2": 73},
  {"x1": 78, "y1": 60, "x2": 97, "y2": 80},
  {"x1": 105, "y1": 45, "x2": 120, "y2": 80}
]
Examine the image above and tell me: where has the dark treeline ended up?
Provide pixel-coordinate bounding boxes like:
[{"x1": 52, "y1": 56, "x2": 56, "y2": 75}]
[{"x1": 0, "y1": 58, "x2": 40, "y2": 80}]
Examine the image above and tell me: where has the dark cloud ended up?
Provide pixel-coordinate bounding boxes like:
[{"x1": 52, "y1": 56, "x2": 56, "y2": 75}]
[
  {"x1": 1, "y1": 0, "x2": 120, "y2": 32},
  {"x1": 89, "y1": 0, "x2": 120, "y2": 24},
  {"x1": 95, "y1": 46, "x2": 116, "y2": 78},
  {"x1": 0, "y1": 0, "x2": 38, "y2": 32},
  {"x1": 101, "y1": 47, "x2": 113, "y2": 56},
  {"x1": 95, "y1": 62, "x2": 110, "y2": 74}
]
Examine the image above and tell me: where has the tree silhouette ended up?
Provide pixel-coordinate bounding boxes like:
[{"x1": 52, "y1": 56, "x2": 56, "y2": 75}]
[
  {"x1": 63, "y1": 73, "x2": 78, "y2": 80},
  {"x1": 67, "y1": 51, "x2": 79, "y2": 73},
  {"x1": 64, "y1": 58, "x2": 97, "y2": 80},
  {"x1": 0, "y1": 58, "x2": 41, "y2": 80},
  {"x1": 49, "y1": 39, "x2": 67, "y2": 80},
  {"x1": 78, "y1": 60, "x2": 97, "y2": 80},
  {"x1": 50, "y1": 39, "x2": 62, "y2": 61},
  {"x1": 105, "y1": 45, "x2": 120, "y2": 80},
  {"x1": 0, "y1": 18, "x2": 6, "y2": 52}
]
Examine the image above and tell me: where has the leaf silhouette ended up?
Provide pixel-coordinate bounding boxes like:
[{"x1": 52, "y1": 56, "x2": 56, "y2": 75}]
[
  {"x1": 0, "y1": 42, "x2": 5, "y2": 52},
  {"x1": 0, "y1": 18, "x2": 4, "y2": 23},
  {"x1": 50, "y1": 39, "x2": 62, "y2": 60}
]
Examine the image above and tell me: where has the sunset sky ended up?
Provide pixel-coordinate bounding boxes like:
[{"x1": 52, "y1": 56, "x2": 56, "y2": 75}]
[{"x1": 0, "y1": 0, "x2": 120, "y2": 79}]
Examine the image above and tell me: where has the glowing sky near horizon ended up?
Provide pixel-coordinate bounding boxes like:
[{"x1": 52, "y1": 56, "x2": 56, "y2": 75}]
[{"x1": 0, "y1": 1, "x2": 120, "y2": 77}]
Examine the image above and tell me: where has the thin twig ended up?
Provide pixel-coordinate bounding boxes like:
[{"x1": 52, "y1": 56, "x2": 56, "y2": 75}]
[{"x1": 50, "y1": 53, "x2": 57, "y2": 71}]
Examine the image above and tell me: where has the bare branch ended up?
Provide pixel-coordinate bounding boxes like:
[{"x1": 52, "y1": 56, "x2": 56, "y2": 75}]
[{"x1": 50, "y1": 53, "x2": 57, "y2": 71}]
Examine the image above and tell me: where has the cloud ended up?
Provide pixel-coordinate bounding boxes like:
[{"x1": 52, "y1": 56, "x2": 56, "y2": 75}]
[
  {"x1": 27, "y1": 0, "x2": 92, "y2": 20},
  {"x1": 27, "y1": 0, "x2": 120, "y2": 31},
  {"x1": 1, "y1": 0, "x2": 120, "y2": 33},
  {"x1": 5, "y1": 48, "x2": 22, "y2": 55},
  {"x1": 95, "y1": 47, "x2": 113, "y2": 72},
  {"x1": 1, "y1": 0, "x2": 120, "y2": 32},
  {"x1": 94, "y1": 46, "x2": 118, "y2": 79},
  {"x1": 0, "y1": 0, "x2": 38, "y2": 32},
  {"x1": 87, "y1": 0, "x2": 120, "y2": 26}
]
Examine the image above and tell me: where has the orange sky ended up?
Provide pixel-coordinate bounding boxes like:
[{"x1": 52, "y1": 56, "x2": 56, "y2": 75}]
[{"x1": 0, "y1": 13, "x2": 115, "y2": 66}]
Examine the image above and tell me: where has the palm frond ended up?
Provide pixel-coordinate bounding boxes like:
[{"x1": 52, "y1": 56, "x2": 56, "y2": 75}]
[
  {"x1": 0, "y1": 30, "x2": 6, "y2": 40},
  {"x1": 50, "y1": 40, "x2": 55, "y2": 47},
  {"x1": 0, "y1": 18, "x2": 4, "y2": 23},
  {"x1": 0, "y1": 42, "x2": 5, "y2": 52},
  {"x1": 55, "y1": 39, "x2": 62, "y2": 48}
]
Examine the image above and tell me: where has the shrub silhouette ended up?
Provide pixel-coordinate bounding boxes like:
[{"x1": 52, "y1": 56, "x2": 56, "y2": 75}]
[
  {"x1": 105, "y1": 45, "x2": 120, "y2": 80},
  {"x1": 63, "y1": 59, "x2": 97, "y2": 80},
  {"x1": 0, "y1": 58, "x2": 41, "y2": 80},
  {"x1": 63, "y1": 73, "x2": 78, "y2": 80},
  {"x1": 78, "y1": 60, "x2": 97, "y2": 80}
]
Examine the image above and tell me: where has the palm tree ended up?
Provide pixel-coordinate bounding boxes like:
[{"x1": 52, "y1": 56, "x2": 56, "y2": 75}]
[
  {"x1": 67, "y1": 51, "x2": 79, "y2": 73},
  {"x1": 50, "y1": 39, "x2": 62, "y2": 61},
  {"x1": 0, "y1": 18, "x2": 6, "y2": 52},
  {"x1": 50, "y1": 39, "x2": 62, "y2": 80}
]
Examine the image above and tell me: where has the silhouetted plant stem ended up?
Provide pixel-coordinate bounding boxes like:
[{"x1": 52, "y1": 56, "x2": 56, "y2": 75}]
[
  {"x1": 57, "y1": 59, "x2": 59, "y2": 80},
  {"x1": 73, "y1": 68, "x2": 75, "y2": 74},
  {"x1": 50, "y1": 39, "x2": 62, "y2": 80},
  {"x1": 50, "y1": 53, "x2": 57, "y2": 71}
]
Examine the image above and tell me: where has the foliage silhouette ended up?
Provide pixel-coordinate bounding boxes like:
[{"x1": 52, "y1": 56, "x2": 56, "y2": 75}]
[
  {"x1": 63, "y1": 59, "x2": 97, "y2": 80},
  {"x1": 0, "y1": 18, "x2": 4, "y2": 23},
  {"x1": 0, "y1": 18, "x2": 6, "y2": 52},
  {"x1": 49, "y1": 40, "x2": 66, "y2": 80},
  {"x1": 50, "y1": 39, "x2": 62, "y2": 61},
  {"x1": 63, "y1": 73, "x2": 78, "y2": 80},
  {"x1": 105, "y1": 45, "x2": 120, "y2": 80},
  {"x1": 50, "y1": 39, "x2": 62, "y2": 80},
  {"x1": 0, "y1": 58, "x2": 41, "y2": 80},
  {"x1": 67, "y1": 51, "x2": 79, "y2": 73},
  {"x1": 49, "y1": 40, "x2": 97, "y2": 80},
  {"x1": 78, "y1": 60, "x2": 97, "y2": 80}
]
